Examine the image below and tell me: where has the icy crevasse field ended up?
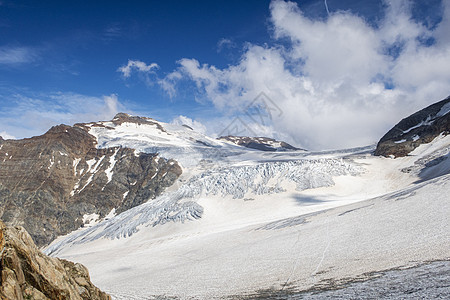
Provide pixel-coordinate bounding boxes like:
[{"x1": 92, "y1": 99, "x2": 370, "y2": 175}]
[{"x1": 45, "y1": 121, "x2": 450, "y2": 299}]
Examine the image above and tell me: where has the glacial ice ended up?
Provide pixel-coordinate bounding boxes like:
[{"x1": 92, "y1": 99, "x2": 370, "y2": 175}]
[{"x1": 45, "y1": 157, "x2": 363, "y2": 255}]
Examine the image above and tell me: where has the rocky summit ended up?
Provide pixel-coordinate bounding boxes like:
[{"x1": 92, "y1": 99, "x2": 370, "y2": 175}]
[
  {"x1": 218, "y1": 135, "x2": 303, "y2": 151},
  {"x1": 0, "y1": 220, "x2": 110, "y2": 300},
  {"x1": 375, "y1": 96, "x2": 450, "y2": 157},
  {"x1": 0, "y1": 114, "x2": 182, "y2": 246}
]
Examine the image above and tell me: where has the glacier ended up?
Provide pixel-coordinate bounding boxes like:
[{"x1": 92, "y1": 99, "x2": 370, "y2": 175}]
[
  {"x1": 43, "y1": 117, "x2": 450, "y2": 299},
  {"x1": 45, "y1": 157, "x2": 363, "y2": 255}
]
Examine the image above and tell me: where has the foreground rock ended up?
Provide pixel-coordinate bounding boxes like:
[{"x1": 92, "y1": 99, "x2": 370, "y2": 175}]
[
  {"x1": 0, "y1": 114, "x2": 182, "y2": 246},
  {"x1": 218, "y1": 135, "x2": 303, "y2": 151},
  {"x1": 375, "y1": 96, "x2": 450, "y2": 157},
  {"x1": 0, "y1": 221, "x2": 110, "y2": 300}
]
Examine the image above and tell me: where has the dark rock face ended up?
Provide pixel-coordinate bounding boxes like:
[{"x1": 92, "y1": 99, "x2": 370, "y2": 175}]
[
  {"x1": 0, "y1": 119, "x2": 182, "y2": 246},
  {"x1": 375, "y1": 96, "x2": 450, "y2": 157},
  {"x1": 0, "y1": 221, "x2": 111, "y2": 300},
  {"x1": 218, "y1": 136, "x2": 303, "y2": 152}
]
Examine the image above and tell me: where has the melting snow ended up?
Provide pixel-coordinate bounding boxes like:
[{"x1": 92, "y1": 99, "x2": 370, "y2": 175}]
[
  {"x1": 104, "y1": 149, "x2": 119, "y2": 184},
  {"x1": 104, "y1": 208, "x2": 116, "y2": 220},
  {"x1": 78, "y1": 156, "x2": 105, "y2": 193},
  {"x1": 72, "y1": 158, "x2": 81, "y2": 175},
  {"x1": 82, "y1": 213, "x2": 100, "y2": 227},
  {"x1": 436, "y1": 102, "x2": 450, "y2": 117},
  {"x1": 402, "y1": 116, "x2": 434, "y2": 134},
  {"x1": 48, "y1": 157, "x2": 54, "y2": 169}
]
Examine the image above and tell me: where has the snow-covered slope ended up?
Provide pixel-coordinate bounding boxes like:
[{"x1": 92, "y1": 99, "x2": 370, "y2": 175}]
[
  {"x1": 45, "y1": 113, "x2": 450, "y2": 299},
  {"x1": 79, "y1": 113, "x2": 245, "y2": 168},
  {"x1": 51, "y1": 172, "x2": 449, "y2": 299}
]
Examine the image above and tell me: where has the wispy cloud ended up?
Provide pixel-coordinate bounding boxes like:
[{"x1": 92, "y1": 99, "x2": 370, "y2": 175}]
[
  {"x1": 0, "y1": 46, "x2": 38, "y2": 65},
  {"x1": 154, "y1": 0, "x2": 450, "y2": 150},
  {"x1": 217, "y1": 38, "x2": 236, "y2": 53},
  {"x1": 158, "y1": 71, "x2": 182, "y2": 98},
  {"x1": 103, "y1": 23, "x2": 123, "y2": 42},
  {"x1": 118, "y1": 59, "x2": 159, "y2": 78},
  {"x1": 0, "y1": 92, "x2": 125, "y2": 138}
]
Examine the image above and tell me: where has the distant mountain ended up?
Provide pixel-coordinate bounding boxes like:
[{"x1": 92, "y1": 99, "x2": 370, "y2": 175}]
[
  {"x1": 0, "y1": 113, "x2": 182, "y2": 246},
  {"x1": 218, "y1": 135, "x2": 304, "y2": 151},
  {"x1": 0, "y1": 220, "x2": 110, "y2": 300},
  {"x1": 375, "y1": 96, "x2": 450, "y2": 157}
]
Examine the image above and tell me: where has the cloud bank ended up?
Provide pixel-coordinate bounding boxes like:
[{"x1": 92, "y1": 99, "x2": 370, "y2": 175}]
[
  {"x1": 158, "y1": 0, "x2": 450, "y2": 150},
  {"x1": 0, "y1": 92, "x2": 123, "y2": 139}
]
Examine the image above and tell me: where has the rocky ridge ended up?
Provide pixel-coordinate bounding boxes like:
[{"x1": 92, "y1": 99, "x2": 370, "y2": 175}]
[
  {"x1": 218, "y1": 135, "x2": 303, "y2": 151},
  {"x1": 375, "y1": 96, "x2": 450, "y2": 157},
  {"x1": 0, "y1": 220, "x2": 110, "y2": 300},
  {"x1": 0, "y1": 114, "x2": 182, "y2": 246}
]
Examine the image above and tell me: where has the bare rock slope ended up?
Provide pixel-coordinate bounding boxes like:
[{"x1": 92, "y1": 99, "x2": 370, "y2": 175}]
[
  {"x1": 0, "y1": 221, "x2": 110, "y2": 300},
  {"x1": 375, "y1": 96, "x2": 450, "y2": 157},
  {"x1": 218, "y1": 135, "x2": 303, "y2": 151},
  {"x1": 0, "y1": 114, "x2": 182, "y2": 246}
]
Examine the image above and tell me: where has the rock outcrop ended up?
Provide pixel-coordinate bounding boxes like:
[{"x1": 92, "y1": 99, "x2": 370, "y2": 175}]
[
  {"x1": 0, "y1": 221, "x2": 110, "y2": 300},
  {"x1": 375, "y1": 96, "x2": 450, "y2": 157},
  {"x1": 218, "y1": 136, "x2": 303, "y2": 152},
  {"x1": 0, "y1": 115, "x2": 182, "y2": 246}
]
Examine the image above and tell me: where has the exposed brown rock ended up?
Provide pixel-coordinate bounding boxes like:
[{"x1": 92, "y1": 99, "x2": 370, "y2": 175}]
[
  {"x1": 375, "y1": 96, "x2": 450, "y2": 157},
  {"x1": 0, "y1": 117, "x2": 182, "y2": 246},
  {"x1": 0, "y1": 220, "x2": 110, "y2": 300},
  {"x1": 76, "y1": 112, "x2": 167, "y2": 132}
]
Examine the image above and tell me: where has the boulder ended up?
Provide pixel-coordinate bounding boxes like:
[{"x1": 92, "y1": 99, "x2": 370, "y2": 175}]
[{"x1": 0, "y1": 221, "x2": 110, "y2": 300}]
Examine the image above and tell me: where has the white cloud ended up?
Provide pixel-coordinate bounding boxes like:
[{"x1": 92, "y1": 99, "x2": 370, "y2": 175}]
[
  {"x1": 0, "y1": 46, "x2": 38, "y2": 65},
  {"x1": 0, "y1": 131, "x2": 15, "y2": 140},
  {"x1": 158, "y1": 71, "x2": 182, "y2": 98},
  {"x1": 158, "y1": 0, "x2": 450, "y2": 150},
  {"x1": 0, "y1": 92, "x2": 125, "y2": 139},
  {"x1": 171, "y1": 115, "x2": 207, "y2": 134},
  {"x1": 118, "y1": 59, "x2": 159, "y2": 78}
]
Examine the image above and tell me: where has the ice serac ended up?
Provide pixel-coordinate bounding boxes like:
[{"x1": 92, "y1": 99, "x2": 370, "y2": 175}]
[
  {"x1": 0, "y1": 221, "x2": 111, "y2": 300},
  {"x1": 44, "y1": 157, "x2": 363, "y2": 253},
  {"x1": 218, "y1": 135, "x2": 304, "y2": 151},
  {"x1": 375, "y1": 96, "x2": 450, "y2": 157},
  {"x1": 0, "y1": 118, "x2": 182, "y2": 246}
]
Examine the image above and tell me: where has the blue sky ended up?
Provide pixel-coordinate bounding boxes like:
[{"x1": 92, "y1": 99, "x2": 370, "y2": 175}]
[{"x1": 0, "y1": 0, "x2": 449, "y2": 150}]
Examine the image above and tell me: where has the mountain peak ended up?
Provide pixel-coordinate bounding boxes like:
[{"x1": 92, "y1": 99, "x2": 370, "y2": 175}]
[
  {"x1": 112, "y1": 112, "x2": 153, "y2": 124},
  {"x1": 375, "y1": 96, "x2": 450, "y2": 157},
  {"x1": 0, "y1": 119, "x2": 182, "y2": 246}
]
